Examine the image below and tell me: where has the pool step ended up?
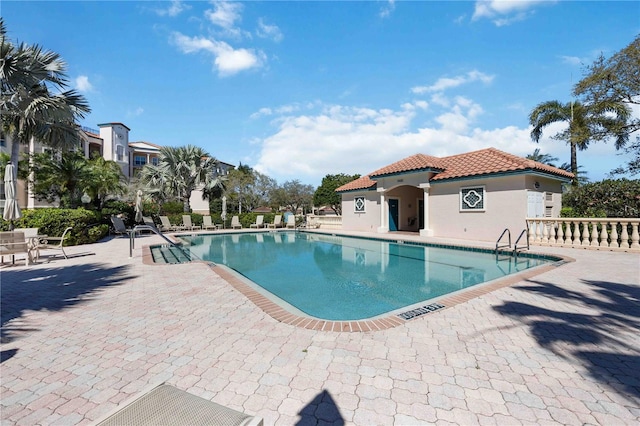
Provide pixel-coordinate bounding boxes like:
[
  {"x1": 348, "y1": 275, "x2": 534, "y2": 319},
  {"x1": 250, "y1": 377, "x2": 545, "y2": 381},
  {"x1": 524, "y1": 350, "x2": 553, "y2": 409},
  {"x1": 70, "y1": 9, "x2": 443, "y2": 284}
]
[{"x1": 151, "y1": 245, "x2": 191, "y2": 264}]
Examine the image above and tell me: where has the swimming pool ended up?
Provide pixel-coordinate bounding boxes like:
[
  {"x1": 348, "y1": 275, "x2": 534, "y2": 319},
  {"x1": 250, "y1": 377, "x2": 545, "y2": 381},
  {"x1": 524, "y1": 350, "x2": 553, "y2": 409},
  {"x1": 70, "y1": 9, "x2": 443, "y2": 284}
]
[{"x1": 177, "y1": 232, "x2": 555, "y2": 321}]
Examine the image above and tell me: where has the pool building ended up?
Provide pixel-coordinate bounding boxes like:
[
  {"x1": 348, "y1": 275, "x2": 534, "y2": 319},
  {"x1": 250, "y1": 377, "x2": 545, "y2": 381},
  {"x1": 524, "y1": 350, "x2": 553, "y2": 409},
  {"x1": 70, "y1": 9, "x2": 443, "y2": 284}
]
[{"x1": 336, "y1": 147, "x2": 574, "y2": 242}]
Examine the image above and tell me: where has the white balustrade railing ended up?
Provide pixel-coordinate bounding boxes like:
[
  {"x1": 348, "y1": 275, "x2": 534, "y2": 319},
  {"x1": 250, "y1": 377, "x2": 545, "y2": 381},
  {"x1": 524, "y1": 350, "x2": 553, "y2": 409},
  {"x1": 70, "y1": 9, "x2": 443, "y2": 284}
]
[
  {"x1": 306, "y1": 215, "x2": 342, "y2": 229},
  {"x1": 526, "y1": 218, "x2": 640, "y2": 252}
]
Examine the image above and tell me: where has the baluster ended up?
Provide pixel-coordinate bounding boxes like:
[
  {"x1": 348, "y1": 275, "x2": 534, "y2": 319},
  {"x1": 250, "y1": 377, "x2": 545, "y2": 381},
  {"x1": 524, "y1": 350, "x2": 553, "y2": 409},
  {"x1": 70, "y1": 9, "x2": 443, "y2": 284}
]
[
  {"x1": 565, "y1": 220, "x2": 572, "y2": 245},
  {"x1": 599, "y1": 221, "x2": 609, "y2": 247},
  {"x1": 549, "y1": 221, "x2": 557, "y2": 245},
  {"x1": 533, "y1": 220, "x2": 541, "y2": 243},
  {"x1": 620, "y1": 221, "x2": 629, "y2": 249},
  {"x1": 590, "y1": 221, "x2": 599, "y2": 246},
  {"x1": 557, "y1": 220, "x2": 564, "y2": 245},
  {"x1": 581, "y1": 221, "x2": 590, "y2": 246},
  {"x1": 572, "y1": 221, "x2": 580, "y2": 246},
  {"x1": 528, "y1": 220, "x2": 534, "y2": 245},
  {"x1": 609, "y1": 221, "x2": 619, "y2": 248},
  {"x1": 542, "y1": 221, "x2": 549, "y2": 243},
  {"x1": 631, "y1": 222, "x2": 640, "y2": 249}
]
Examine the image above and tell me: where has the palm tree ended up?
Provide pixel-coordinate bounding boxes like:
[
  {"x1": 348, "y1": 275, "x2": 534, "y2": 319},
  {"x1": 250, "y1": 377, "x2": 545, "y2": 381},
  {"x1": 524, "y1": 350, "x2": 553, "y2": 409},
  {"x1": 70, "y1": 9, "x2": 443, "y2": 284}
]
[
  {"x1": 28, "y1": 151, "x2": 90, "y2": 208},
  {"x1": 85, "y1": 155, "x2": 127, "y2": 208},
  {"x1": 529, "y1": 100, "x2": 629, "y2": 187},
  {"x1": 0, "y1": 18, "x2": 91, "y2": 176},
  {"x1": 140, "y1": 145, "x2": 224, "y2": 212},
  {"x1": 526, "y1": 148, "x2": 559, "y2": 166}
]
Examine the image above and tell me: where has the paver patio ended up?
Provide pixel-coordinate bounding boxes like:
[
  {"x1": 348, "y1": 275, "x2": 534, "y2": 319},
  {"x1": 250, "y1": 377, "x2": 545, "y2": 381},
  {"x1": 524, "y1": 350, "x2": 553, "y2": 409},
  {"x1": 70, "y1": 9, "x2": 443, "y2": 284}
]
[{"x1": 1, "y1": 231, "x2": 638, "y2": 425}]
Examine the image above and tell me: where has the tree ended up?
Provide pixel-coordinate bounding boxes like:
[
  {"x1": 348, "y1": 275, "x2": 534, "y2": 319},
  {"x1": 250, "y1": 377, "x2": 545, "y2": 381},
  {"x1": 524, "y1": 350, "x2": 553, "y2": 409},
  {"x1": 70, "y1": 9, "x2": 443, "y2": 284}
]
[
  {"x1": 277, "y1": 180, "x2": 315, "y2": 215},
  {"x1": 0, "y1": 19, "x2": 91, "y2": 177},
  {"x1": 28, "y1": 151, "x2": 89, "y2": 208},
  {"x1": 84, "y1": 155, "x2": 127, "y2": 208},
  {"x1": 313, "y1": 173, "x2": 360, "y2": 215},
  {"x1": 529, "y1": 100, "x2": 629, "y2": 187},
  {"x1": 610, "y1": 136, "x2": 640, "y2": 177},
  {"x1": 139, "y1": 145, "x2": 223, "y2": 213},
  {"x1": 562, "y1": 178, "x2": 640, "y2": 218},
  {"x1": 574, "y1": 35, "x2": 640, "y2": 137},
  {"x1": 224, "y1": 165, "x2": 256, "y2": 213},
  {"x1": 526, "y1": 148, "x2": 559, "y2": 166}
]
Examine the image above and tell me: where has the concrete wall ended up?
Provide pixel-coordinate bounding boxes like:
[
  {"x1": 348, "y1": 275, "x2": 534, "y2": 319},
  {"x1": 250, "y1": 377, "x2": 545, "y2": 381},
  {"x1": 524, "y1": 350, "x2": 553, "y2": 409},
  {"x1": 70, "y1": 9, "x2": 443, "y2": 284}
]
[{"x1": 341, "y1": 191, "x2": 381, "y2": 232}]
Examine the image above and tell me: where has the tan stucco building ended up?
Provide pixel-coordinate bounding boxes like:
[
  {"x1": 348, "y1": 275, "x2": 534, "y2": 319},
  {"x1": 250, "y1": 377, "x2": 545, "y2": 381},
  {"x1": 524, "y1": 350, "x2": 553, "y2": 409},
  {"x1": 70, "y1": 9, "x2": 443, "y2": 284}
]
[{"x1": 337, "y1": 148, "x2": 573, "y2": 242}]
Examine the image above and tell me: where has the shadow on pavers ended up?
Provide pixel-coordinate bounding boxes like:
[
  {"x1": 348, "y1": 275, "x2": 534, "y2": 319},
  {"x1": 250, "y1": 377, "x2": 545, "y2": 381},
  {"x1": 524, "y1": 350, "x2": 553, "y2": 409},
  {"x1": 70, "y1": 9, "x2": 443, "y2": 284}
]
[
  {"x1": 1, "y1": 263, "x2": 136, "y2": 344},
  {"x1": 494, "y1": 278, "x2": 640, "y2": 403}
]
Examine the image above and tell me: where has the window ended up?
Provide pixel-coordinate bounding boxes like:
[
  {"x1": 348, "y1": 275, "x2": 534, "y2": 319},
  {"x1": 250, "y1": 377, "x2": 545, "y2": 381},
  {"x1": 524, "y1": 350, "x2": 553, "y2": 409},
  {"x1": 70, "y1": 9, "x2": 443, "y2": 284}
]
[
  {"x1": 354, "y1": 196, "x2": 366, "y2": 213},
  {"x1": 134, "y1": 155, "x2": 147, "y2": 166},
  {"x1": 545, "y1": 192, "x2": 553, "y2": 202},
  {"x1": 151, "y1": 157, "x2": 159, "y2": 166},
  {"x1": 0, "y1": 132, "x2": 5, "y2": 147},
  {"x1": 460, "y1": 186, "x2": 485, "y2": 211},
  {"x1": 116, "y1": 145, "x2": 124, "y2": 162}
]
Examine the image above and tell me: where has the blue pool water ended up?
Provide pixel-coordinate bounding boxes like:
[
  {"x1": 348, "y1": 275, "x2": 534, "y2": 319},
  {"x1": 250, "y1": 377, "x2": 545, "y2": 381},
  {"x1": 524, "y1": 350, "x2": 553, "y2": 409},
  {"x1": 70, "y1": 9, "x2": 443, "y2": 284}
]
[{"x1": 180, "y1": 232, "x2": 553, "y2": 321}]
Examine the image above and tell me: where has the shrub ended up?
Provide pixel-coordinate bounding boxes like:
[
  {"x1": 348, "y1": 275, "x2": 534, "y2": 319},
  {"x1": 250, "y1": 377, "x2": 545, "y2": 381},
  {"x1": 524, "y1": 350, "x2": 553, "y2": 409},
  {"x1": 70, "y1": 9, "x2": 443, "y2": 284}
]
[{"x1": 563, "y1": 179, "x2": 640, "y2": 218}]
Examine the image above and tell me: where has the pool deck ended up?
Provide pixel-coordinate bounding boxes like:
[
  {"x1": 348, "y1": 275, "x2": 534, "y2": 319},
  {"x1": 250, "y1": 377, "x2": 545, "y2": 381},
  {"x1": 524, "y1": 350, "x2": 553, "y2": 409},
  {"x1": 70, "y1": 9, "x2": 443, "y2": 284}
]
[{"x1": 1, "y1": 230, "x2": 638, "y2": 425}]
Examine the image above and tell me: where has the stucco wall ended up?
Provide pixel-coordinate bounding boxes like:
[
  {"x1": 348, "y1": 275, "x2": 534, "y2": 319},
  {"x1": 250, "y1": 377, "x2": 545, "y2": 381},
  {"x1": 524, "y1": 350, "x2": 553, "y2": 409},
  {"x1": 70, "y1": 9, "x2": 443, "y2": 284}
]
[{"x1": 341, "y1": 190, "x2": 380, "y2": 232}]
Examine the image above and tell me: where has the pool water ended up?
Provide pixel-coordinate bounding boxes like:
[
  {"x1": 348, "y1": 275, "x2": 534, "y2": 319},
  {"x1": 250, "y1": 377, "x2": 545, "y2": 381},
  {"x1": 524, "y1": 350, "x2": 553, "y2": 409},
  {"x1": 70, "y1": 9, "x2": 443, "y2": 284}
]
[{"x1": 181, "y1": 232, "x2": 552, "y2": 321}]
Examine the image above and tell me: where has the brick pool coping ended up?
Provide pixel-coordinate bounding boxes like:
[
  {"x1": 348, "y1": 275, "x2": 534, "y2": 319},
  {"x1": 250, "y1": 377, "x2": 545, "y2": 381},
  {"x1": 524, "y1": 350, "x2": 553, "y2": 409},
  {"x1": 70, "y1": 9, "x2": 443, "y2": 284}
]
[{"x1": 141, "y1": 233, "x2": 574, "y2": 332}]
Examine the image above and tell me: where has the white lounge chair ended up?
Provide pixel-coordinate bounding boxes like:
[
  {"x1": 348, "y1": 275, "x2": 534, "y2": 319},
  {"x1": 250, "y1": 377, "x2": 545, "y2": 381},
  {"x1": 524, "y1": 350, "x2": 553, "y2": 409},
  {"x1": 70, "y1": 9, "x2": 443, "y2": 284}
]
[
  {"x1": 267, "y1": 215, "x2": 282, "y2": 229},
  {"x1": 250, "y1": 215, "x2": 264, "y2": 229},
  {"x1": 285, "y1": 215, "x2": 296, "y2": 229},
  {"x1": 159, "y1": 216, "x2": 184, "y2": 232},
  {"x1": 202, "y1": 215, "x2": 218, "y2": 230},
  {"x1": 230, "y1": 215, "x2": 242, "y2": 229},
  {"x1": 182, "y1": 215, "x2": 200, "y2": 230}
]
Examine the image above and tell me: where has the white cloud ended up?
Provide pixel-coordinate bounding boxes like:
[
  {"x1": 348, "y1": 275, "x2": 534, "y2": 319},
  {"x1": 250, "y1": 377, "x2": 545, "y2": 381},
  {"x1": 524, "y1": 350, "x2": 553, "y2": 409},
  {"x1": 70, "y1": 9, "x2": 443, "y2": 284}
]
[
  {"x1": 156, "y1": 0, "x2": 190, "y2": 17},
  {"x1": 412, "y1": 70, "x2": 494, "y2": 94},
  {"x1": 380, "y1": 0, "x2": 396, "y2": 18},
  {"x1": 205, "y1": 1, "x2": 243, "y2": 29},
  {"x1": 560, "y1": 55, "x2": 582, "y2": 66},
  {"x1": 75, "y1": 75, "x2": 93, "y2": 92},
  {"x1": 472, "y1": 0, "x2": 555, "y2": 26},
  {"x1": 127, "y1": 107, "x2": 144, "y2": 118},
  {"x1": 170, "y1": 32, "x2": 265, "y2": 76},
  {"x1": 256, "y1": 18, "x2": 283, "y2": 42}
]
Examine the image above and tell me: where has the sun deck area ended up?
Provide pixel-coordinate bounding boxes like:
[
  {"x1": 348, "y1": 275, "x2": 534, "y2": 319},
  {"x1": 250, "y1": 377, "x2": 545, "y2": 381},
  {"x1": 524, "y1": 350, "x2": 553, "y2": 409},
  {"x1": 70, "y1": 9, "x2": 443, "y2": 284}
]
[{"x1": 1, "y1": 231, "x2": 638, "y2": 425}]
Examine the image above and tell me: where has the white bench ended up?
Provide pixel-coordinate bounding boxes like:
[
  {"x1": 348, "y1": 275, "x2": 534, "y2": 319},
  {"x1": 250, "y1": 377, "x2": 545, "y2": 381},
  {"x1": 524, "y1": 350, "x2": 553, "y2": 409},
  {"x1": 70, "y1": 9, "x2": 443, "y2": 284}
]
[{"x1": 0, "y1": 231, "x2": 35, "y2": 266}]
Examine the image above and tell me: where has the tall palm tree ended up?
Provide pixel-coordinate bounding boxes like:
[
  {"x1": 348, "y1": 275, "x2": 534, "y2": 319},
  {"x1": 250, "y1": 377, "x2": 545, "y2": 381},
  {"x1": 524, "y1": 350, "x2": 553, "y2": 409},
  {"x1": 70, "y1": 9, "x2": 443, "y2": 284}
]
[
  {"x1": 529, "y1": 100, "x2": 629, "y2": 187},
  {"x1": 140, "y1": 145, "x2": 224, "y2": 212},
  {"x1": 0, "y1": 18, "x2": 91, "y2": 176}
]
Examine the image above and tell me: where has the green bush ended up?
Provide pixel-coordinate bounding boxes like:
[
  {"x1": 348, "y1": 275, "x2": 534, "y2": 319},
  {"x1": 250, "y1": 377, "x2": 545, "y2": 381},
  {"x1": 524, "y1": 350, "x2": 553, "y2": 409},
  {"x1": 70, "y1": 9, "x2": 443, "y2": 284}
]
[
  {"x1": 162, "y1": 201, "x2": 184, "y2": 215},
  {"x1": 563, "y1": 179, "x2": 640, "y2": 218},
  {"x1": 0, "y1": 208, "x2": 107, "y2": 245}
]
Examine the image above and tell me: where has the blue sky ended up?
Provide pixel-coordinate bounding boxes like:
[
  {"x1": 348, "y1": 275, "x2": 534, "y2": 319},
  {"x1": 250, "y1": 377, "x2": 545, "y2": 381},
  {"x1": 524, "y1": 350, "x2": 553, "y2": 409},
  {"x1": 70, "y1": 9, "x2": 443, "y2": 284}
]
[{"x1": 3, "y1": 1, "x2": 639, "y2": 186}]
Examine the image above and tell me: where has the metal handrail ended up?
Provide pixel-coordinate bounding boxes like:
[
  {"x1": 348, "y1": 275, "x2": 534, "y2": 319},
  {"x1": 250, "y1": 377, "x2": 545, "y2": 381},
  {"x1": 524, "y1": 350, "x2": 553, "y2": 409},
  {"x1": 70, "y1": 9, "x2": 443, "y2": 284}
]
[
  {"x1": 513, "y1": 228, "x2": 530, "y2": 257},
  {"x1": 495, "y1": 228, "x2": 511, "y2": 253},
  {"x1": 129, "y1": 225, "x2": 191, "y2": 260}
]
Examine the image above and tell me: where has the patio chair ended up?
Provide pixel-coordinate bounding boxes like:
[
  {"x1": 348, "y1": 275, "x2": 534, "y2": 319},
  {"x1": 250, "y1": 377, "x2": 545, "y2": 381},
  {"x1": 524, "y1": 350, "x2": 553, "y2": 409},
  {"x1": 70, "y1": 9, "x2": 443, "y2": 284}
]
[
  {"x1": 202, "y1": 215, "x2": 218, "y2": 230},
  {"x1": 267, "y1": 214, "x2": 282, "y2": 229},
  {"x1": 38, "y1": 226, "x2": 73, "y2": 260},
  {"x1": 111, "y1": 216, "x2": 133, "y2": 237},
  {"x1": 285, "y1": 215, "x2": 296, "y2": 229},
  {"x1": 182, "y1": 215, "x2": 201, "y2": 231},
  {"x1": 95, "y1": 382, "x2": 263, "y2": 426},
  {"x1": 230, "y1": 215, "x2": 242, "y2": 229},
  {"x1": 0, "y1": 231, "x2": 35, "y2": 266},
  {"x1": 15, "y1": 227, "x2": 40, "y2": 259},
  {"x1": 250, "y1": 215, "x2": 264, "y2": 229}
]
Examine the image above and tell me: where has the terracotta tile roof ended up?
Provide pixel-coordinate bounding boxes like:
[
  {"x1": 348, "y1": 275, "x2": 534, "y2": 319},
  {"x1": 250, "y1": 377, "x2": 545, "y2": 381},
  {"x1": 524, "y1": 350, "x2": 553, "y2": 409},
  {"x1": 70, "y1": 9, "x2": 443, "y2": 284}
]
[
  {"x1": 433, "y1": 148, "x2": 574, "y2": 181},
  {"x1": 336, "y1": 175, "x2": 377, "y2": 192},
  {"x1": 336, "y1": 148, "x2": 573, "y2": 192},
  {"x1": 369, "y1": 154, "x2": 446, "y2": 177}
]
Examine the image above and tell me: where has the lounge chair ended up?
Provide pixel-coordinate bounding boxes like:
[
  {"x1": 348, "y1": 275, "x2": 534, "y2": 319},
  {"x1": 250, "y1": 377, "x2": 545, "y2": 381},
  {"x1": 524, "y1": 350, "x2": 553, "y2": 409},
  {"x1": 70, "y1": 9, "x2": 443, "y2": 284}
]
[
  {"x1": 285, "y1": 215, "x2": 296, "y2": 229},
  {"x1": 230, "y1": 215, "x2": 242, "y2": 229},
  {"x1": 202, "y1": 215, "x2": 218, "y2": 230},
  {"x1": 250, "y1": 215, "x2": 264, "y2": 229},
  {"x1": 159, "y1": 216, "x2": 184, "y2": 232},
  {"x1": 38, "y1": 227, "x2": 73, "y2": 260},
  {"x1": 111, "y1": 216, "x2": 134, "y2": 238},
  {"x1": 95, "y1": 383, "x2": 263, "y2": 426},
  {"x1": 267, "y1": 215, "x2": 282, "y2": 229},
  {"x1": 182, "y1": 215, "x2": 201, "y2": 231}
]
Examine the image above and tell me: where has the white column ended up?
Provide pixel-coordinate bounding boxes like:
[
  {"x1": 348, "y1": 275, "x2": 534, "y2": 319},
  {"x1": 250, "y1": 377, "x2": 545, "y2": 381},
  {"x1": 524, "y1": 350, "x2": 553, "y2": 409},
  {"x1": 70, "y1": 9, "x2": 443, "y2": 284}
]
[
  {"x1": 377, "y1": 189, "x2": 388, "y2": 233},
  {"x1": 419, "y1": 183, "x2": 433, "y2": 237}
]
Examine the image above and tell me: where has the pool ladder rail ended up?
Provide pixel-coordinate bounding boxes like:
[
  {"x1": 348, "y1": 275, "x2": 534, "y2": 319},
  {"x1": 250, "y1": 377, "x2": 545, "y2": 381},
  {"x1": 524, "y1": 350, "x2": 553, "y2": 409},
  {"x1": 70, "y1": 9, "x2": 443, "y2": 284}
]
[
  {"x1": 129, "y1": 224, "x2": 194, "y2": 261},
  {"x1": 495, "y1": 227, "x2": 530, "y2": 258}
]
